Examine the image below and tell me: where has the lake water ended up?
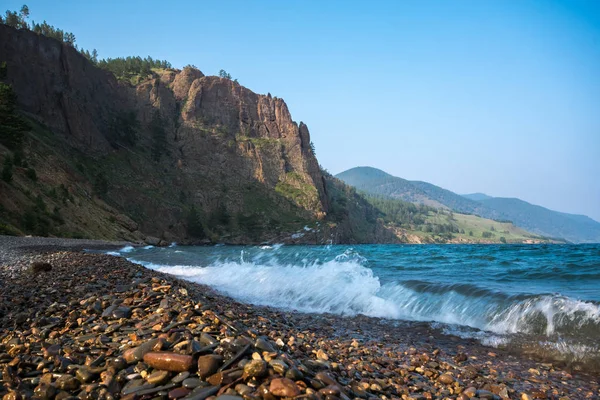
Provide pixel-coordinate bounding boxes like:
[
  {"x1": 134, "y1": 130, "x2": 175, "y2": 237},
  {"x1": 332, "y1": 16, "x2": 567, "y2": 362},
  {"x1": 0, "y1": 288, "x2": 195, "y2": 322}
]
[{"x1": 106, "y1": 243, "x2": 600, "y2": 368}]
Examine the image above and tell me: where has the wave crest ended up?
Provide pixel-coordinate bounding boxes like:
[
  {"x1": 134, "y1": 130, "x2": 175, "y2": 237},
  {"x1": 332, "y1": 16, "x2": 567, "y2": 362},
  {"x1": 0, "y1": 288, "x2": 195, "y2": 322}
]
[{"x1": 140, "y1": 254, "x2": 600, "y2": 339}]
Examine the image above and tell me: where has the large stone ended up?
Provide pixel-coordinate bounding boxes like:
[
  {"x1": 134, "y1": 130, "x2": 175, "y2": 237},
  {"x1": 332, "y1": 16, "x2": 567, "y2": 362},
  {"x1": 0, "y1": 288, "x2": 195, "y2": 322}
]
[
  {"x1": 143, "y1": 352, "x2": 193, "y2": 372},
  {"x1": 145, "y1": 236, "x2": 161, "y2": 246}
]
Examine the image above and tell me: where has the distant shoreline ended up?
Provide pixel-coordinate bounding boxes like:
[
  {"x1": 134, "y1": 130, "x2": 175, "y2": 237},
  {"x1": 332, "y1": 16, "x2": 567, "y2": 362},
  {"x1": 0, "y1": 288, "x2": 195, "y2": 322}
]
[{"x1": 0, "y1": 234, "x2": 575, "y2": 265}]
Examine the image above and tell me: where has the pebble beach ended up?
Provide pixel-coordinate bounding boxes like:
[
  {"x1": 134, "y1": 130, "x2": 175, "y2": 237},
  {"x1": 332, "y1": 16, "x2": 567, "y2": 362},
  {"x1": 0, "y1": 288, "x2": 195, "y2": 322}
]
[{"x1": 0, "y1": 237, "x2": 598, "y2": 400}]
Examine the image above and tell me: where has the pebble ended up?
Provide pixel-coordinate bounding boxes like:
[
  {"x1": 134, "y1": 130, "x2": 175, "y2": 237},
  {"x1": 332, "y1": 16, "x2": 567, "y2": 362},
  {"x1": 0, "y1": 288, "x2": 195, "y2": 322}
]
[
  {"x1": 143, "y1": 352, "x2": 194, "y2": 372},
  {"x1": 269, "y1": 359, "x2": 288, "y2": 374},
  {"x1": 438, "y1": 373, "x2": 454, "y2": 384},
  {"x1": 172, "y1": 371, "x2": 191, "y2": 383},
  {"x1": 269, "y1": 378, "x2": 301, "y2": 397},
  {"x1": 197, "y1": 354, "x2": 223, "y2": 378},
  {"x1": 182, "y1": 377, "x2": 202, "y2": 389},
  {"x1": 244, "y1": 359, "x2": 267, "y2": 378},
  {"x1": 168, "y1": 387, "x2": 191, "y2": 399},
  {"x1": 55, "y1": 375, "x2": 79, "y2": 391},
  {"x1": 123, "y1": 338, "x2": 161, "y2": 363},
  {"x1": 147, "y1": 370, "x2": 170, "y2": 384}
]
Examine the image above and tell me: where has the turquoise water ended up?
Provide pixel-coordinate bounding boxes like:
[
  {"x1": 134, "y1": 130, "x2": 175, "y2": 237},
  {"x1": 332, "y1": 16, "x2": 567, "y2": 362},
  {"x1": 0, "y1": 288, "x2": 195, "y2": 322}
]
[{"x1": 107, "y1": 243, "x2": 600, "y2": 364}]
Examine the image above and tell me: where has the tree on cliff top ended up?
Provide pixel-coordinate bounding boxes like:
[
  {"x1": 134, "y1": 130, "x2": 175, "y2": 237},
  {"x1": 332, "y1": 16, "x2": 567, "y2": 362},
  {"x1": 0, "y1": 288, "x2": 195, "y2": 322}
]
[
  {"x1": 1, "y1": 5, "x2": 29, "y2": 29},
  {"x1": 219, "y1": 70, "x2": 232, "y2": 79},
  {"x1": 1, "y1": 5, "x2": 77, "y2": 47}
]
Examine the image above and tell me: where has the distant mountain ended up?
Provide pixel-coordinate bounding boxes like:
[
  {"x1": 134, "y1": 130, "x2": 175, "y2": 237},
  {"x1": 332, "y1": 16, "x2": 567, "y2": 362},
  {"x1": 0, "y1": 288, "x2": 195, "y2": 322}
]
[
  {"x1": 336, "y1": 167, "x2": 497, "y2": 216},
  {"x1": 476, "y1": 197, "x2": 600, "y2": 243},
  {"x1": 335, "y1": 167, "x2": 445, "y2": 208},
  {"x1": 462, "y1": 193, "x2": 493, "y2": 201},
  {"x1": 336, "y1": 167, "x2": 600, "y2": 243}
]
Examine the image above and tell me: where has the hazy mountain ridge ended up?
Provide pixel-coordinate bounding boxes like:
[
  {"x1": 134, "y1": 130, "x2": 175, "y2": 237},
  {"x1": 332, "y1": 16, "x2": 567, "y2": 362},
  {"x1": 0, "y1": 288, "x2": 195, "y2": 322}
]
[
  {"x1": 337, "y1": 167, "x2": 600, "y2": 243},
  {"x1": 462, "y1": 193, "x2": 493, "y2": 201},
  {"x1": 476, "y1": 197, "x2": 600, "y2": 243}
]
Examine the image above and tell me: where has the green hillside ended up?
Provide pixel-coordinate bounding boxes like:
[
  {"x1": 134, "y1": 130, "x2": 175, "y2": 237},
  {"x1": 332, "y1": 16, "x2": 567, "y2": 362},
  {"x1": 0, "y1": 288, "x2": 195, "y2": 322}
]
[
  {"x1": 364, "y1": 194, "x2": 551, "y2": 244},
  {"x1": 478, "y1": 197, "x2": 600, "y2": 243},
  {"x1": 337, "y1": 166, "x2": 600, "y2": 243},
  {"x1": 337, "y1": 167, "x2": 495, "y2": 213}
]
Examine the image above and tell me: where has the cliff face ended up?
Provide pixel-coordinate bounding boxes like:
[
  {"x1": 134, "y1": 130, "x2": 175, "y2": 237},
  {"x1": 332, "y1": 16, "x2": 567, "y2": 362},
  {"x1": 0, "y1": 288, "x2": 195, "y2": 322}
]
[
  {"x1": 1, "y1": 25, "x2": 394, "y2": 244},
  {"x1": 0, "y1": 25, "x2": 125, "y2": 153}
]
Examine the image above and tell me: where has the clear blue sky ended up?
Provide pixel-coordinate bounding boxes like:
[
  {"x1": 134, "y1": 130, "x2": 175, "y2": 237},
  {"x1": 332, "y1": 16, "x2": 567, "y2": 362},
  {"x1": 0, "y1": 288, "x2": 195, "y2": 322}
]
[{"x1": 7, "y1": 0, "x2": 600, "y2": 221}]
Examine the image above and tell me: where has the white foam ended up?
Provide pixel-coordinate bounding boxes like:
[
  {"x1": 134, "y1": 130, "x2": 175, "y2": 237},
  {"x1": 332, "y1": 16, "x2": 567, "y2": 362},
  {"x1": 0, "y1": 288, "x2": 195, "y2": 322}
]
[
  {"x1": 487, "y1": 295, "x2": 600, "y2": 335},
  {"x1": 127, "y1": 250, "x2": 600, "y2": 338}
]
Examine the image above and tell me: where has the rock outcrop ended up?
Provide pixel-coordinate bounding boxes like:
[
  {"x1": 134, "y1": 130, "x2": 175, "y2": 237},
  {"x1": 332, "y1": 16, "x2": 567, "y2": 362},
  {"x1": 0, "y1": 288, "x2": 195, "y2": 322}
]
[{"x1": 0, "y1": 24, "x2": 392, "y2": 243}]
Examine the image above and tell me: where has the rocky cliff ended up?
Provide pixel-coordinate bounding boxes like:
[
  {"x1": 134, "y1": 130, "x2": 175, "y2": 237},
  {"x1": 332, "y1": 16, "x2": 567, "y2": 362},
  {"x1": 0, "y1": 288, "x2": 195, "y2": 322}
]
[{"x1": 0, "y1": 25, "x2": 396, "y2": 244}]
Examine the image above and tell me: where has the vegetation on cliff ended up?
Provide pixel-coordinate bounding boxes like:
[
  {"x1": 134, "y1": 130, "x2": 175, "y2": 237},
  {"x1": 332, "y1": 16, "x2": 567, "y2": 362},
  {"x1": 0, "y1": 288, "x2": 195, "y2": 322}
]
[{"x1": 1, "y1": 5, "x2": 76, "y2": 46}]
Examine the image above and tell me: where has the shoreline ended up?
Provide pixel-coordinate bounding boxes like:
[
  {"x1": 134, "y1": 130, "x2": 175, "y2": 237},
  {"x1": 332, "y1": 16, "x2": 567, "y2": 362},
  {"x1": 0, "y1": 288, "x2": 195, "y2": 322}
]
[{"x1": 1, "y1": 237, "x2": 598, "y2": 399}]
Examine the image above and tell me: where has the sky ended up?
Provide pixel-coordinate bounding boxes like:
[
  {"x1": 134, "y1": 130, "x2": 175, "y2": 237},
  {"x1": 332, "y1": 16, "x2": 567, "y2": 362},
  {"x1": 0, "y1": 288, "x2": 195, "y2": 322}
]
[{"x1": 6, "y1": 0, "x2": 600, "y2": 221}]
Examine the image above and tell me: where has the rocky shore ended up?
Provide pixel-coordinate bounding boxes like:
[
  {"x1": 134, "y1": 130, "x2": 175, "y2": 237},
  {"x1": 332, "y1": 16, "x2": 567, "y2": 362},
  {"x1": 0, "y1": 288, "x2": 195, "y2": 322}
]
[{"x1": 0, "y1": 237, "x2": 598, "y2": 400}]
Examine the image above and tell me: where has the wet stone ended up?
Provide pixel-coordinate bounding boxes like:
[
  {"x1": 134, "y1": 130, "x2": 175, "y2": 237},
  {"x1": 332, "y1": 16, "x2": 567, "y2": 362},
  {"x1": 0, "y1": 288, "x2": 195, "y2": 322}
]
[
  {"x1": 122, "y1": 382, "x2": 156, "y2": 396},
  {"x1": 477, "y1": 390, "x2": 496, "y2": 399},
  {"x1": 199, "y1": 333, "x2": 218, "y2": 346},
  {"x1": 171, "y1": 371, "x2": 190, "y2": 383},
  {"x1": 75, "y1": 367, "x2": 94, "y2": 383},
  {"x1": 235, "y1": 384, "x2": 253, "y2": 396},
  {"x1": 43, "y1": 344, "x2": 61, "y2": 358},
  {"x1": 168, "y1": 387, "x2": 191, "y2": 399},
  {"x1": 112, "y1": 306, "x2": 132, "y2": 319},
  {"x1": 285, "y1": 367, "x2": 303, "y2": 380},
  {"x1": 269, "y1": 359, "x2": 287, "y2": 375},
  {"x1": 123, "y1": 339, "x2": 161, "y2": 364},
  {"x1": 269, "y1": 378, "x2": 301, "y2": 397},
  {"x1": 143, "y1": 352, "x2": 193, "y2": 372},
  {"x1": 55, "y1": 374, "x2": 79, "y2": 391},
  {"x1": 243, "y1": 359, "x2": 267, "y2": 378},
  {"x1": 255, "y1": 337, "x2": 276, "y2": 353},
  {"x1": 147, "y1": 370, "x2": 170, "y2": 385},
  {"x1": 197, "y1": 354, "x2": 223, "y2": 378},
  {"x1": 320, "y1": 385, "x2": 341, "y2": 396},
  {"x1": 438, "y1": 374, "x2": 454, "y2": 385},
  {"x1": 33, "y1": 383, "x2": 56, "y2": 400},
  {"x1": 54, "y1": 392, "x2": 71, "y2": 400},
  {"x1": 187, "y1": 385, "x2": 219, "y2": 400},
  {"x1": 182, "y1": 377, "x2": 202, "y2": 389}
]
